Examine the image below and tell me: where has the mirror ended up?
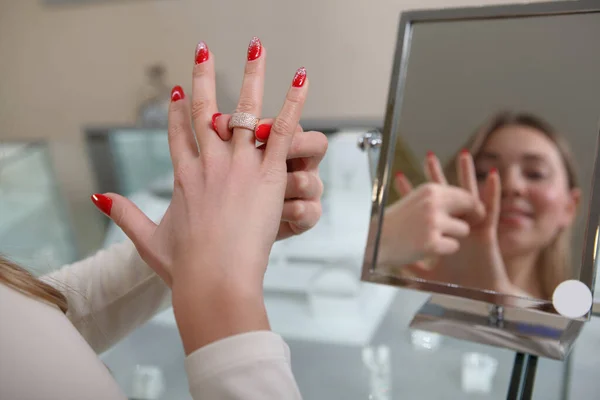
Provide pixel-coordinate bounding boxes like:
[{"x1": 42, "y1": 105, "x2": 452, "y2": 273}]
[{"x1": 362, "y1": 1, "x2": 600, "y2": 318}]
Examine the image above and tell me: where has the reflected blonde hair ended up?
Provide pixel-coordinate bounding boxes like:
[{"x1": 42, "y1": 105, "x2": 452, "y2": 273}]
[
  {"x1": 0, "y1": 255, "x2": 68, "y2": 313},
  {"x1": 444, "y1": 111, "x2": 580, "y2": 300}
]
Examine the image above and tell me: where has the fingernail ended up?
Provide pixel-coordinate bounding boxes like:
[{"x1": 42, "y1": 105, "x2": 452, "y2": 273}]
[
  {"x1": 247, "y1": 36, "x2": 262, "y2": 61},
  {"x1": 490, "y1": 167, "x2": 498, "y2": 174},
  {"x1": 461, "y1": 149, "x2": 470, "y2": 155},
  {"x1": 427, "y1": 151, "x2": 434, "y2": 158},
  {"x1": 211, "y1": 113, "x2": 222, "y2": 131},
  {"x1": 195, "y1": 41, "x2": 209, "y2": 64},
  {"x1": 292, "y1": 67, "x2": 306, "y2": 87},
  {"x1": 256, "y1": 123, "x2": 272, "y2": 142},
  {"x1": 395, "y1": 171, "x2": 404, "y2": 179},
  {"x1": 91, "y1": 194, "x2": 112, "y2": 216},
  {"x1": 171, "y1": 85, "x2": 184, "y2": 102}
]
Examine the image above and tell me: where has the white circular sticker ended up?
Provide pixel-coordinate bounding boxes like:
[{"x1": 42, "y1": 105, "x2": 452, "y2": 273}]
[{"x1": 552, "y1": 280, "x2": 593, "y2": 319}]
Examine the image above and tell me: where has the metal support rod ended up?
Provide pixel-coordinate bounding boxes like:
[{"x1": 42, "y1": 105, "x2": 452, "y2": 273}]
[{"x1": 506, "y1": 352, "x2": 538, "y2": 400}]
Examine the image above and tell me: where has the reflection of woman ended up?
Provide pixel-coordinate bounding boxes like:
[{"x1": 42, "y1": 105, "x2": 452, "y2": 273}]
[
  {"x1": 389, "y1": 111, "x2": 581, "y2": 300},
  {"x1": 0, "y1": 37, "x2": 325, "y2": 399}
]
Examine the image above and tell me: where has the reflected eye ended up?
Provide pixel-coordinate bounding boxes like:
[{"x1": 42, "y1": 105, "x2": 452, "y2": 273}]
[
  {"x1": 475, "y1": 170, "x2": 489, "y2": 181},
  {"x1": 524, "y1": 170, "x2": 546, "y2": 180}
]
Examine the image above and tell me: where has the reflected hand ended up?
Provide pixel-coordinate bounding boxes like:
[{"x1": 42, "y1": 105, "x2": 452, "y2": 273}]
[
  {"x1": 395, "y1": 152, "x2": 517, "y2": 294},
  {"x1": 212, "y1": 115, "x2": 327, "y2": 240},
  {"x1": 377, "y1": 182, "x2": 484, "y2": 268}
]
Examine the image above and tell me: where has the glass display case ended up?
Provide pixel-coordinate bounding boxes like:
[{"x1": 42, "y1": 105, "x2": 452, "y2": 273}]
[
  {"x1": 0, "y1": 141, "x2": 78, "y2": 275},
  {"x1": 83, "y1": 124, "x2": 578, "y2": 400},
  {"x1": 4, "y1": 125, "x2": 600, "y2": 399}
]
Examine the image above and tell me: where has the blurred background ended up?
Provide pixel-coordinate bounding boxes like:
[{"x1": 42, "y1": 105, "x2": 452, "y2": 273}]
[{"x1": 1, "y1": 0, "x2": 599, "y2": 399}]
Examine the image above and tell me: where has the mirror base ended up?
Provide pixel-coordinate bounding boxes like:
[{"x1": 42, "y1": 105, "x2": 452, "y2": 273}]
[{"x1": 409, "y1": 295, "x2": 584, "y2": 360}]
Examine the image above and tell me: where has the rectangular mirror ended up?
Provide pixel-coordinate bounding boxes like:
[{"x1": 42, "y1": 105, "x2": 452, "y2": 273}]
[{"x1": 362, "y1": 0, "x2": 600, "y2": 319}]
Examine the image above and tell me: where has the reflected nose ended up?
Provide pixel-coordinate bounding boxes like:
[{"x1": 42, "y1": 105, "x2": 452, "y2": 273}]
[{"x1": 500, "y1": 168, "x2": 526, "y2": 197}]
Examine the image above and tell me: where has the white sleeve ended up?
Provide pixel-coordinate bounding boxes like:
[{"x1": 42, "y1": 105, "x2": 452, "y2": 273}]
[
  {"x1": 0, "y1": 284, "x2": 127, "y2": 400},
  {"x1": 41, "y1": 240, "x2": 171, "y2": 354},
  {"x1": 185, "y1": 331, "x2": 303, "y2": 400}
]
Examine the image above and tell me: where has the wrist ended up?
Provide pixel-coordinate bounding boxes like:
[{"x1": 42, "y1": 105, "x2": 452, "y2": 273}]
[{"x1": 172, "y1": 275, "x2": 269, "y2": 355}]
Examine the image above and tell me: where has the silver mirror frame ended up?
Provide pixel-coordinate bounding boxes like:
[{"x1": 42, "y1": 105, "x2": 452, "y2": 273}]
[{"x1": 360, "y1": 0, "x2": 600, "y2": 358}]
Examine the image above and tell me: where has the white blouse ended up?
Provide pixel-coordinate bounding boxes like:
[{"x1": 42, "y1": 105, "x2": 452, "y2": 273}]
[{"x1": 0, "y1": 240, "x2": 302, "y2": 399}]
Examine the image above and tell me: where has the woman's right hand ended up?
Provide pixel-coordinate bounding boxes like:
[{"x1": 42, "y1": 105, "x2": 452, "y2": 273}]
[{"x1": 91, "y1": 38, "x2": 311, "y2": 354}]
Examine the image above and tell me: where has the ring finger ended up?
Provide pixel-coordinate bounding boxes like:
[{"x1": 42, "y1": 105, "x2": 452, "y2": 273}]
[{"x1": 231, "y1": 37, "x2": 266, "y2": 151}]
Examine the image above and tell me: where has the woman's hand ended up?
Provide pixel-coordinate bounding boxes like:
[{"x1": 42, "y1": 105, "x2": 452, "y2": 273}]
[
  {"x1": 212, "y1": 115, "x2": 326, "y2": 240},
  {"x1": 394, "y1": 151, "x2": 517, "y2": 294},
  {"x1": 91, "y1": 38, "x2": 314, "y2": 353},
  {"x1": 377, "y1": 182, "x2": 484, "y2": 268}
]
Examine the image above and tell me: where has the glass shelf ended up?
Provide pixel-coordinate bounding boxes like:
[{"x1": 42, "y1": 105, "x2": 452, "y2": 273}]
[{"x1": 0, "y1": 142, "x2": 78, "y2": 275}]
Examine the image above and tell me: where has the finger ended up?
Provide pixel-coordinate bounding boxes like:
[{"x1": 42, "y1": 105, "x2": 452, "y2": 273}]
[
  {"x1": 91, "y1": 193, "x2": 156, "y2": 256},
  {"x1": 232, "y1": 37, "x2": 266, "y2": 150},
  {"x1": 425, "y1": 152, "x2": 448, "y2": 185},
  {"x1": 287, "y1": 130, "x2": 328, "y2": 170},
  {"x1": 440, "y1": 215, "x2": 470, "y2": 238},
  {"x1": 429, "y1": 234, "x2": 460, "y2": 256},
  {"x1": 191, "y1": 42, "x2": 221, "y2": 153},
  {"x1": 281, "y1": 199, "x2": 322, "y2": 233},
  {"x1": 483, "y1": 167, "x2": 501, "y2": 227},
  {"x1": 394, "y1": 172, "x2": 414, "y2": 197},
  {"x1": 439, "y1": 186, "x2": 485, "y2": 219},
  {"x1": 457, "y1": 150, "x2": 479, "y2": 197},
  {"x1": 213, "y1": 113, "x2": 232, "y2": 141},
  {"x1": 166, "y1": 86, "x2": 198, "y2": 168},
  {"x1": 263, "y1": 67, "x2": 309, "y2": 166},
  {"x1": 285, "y1": 171, "x2": 322, "y2": 200}
]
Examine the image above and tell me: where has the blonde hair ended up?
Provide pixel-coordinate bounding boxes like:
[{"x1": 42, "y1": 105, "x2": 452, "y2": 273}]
[
  {"x1": 444, "y1": 111, "x2": 580, "y2": 300},
  {"x1": 0, "y1": 255, "x2": 68, "y2": 313}
]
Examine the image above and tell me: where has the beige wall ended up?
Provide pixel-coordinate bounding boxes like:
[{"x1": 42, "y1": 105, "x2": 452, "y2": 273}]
[{"x1": 0, "y1": 0, "x2": 542, "y2": 255}]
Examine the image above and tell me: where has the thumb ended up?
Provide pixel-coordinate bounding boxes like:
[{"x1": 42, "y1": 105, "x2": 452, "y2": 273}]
[
  {"x1": 482, "y1": 168, "x2": 501, "y2": 228},
  {"x1": 91, "y1": 193, "x2": 156, "y2": 250}
]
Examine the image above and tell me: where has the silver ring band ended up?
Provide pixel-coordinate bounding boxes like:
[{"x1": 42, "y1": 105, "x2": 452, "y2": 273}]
[{"x1": 228, "y1": 112, "x2": 259, "y2": 131}]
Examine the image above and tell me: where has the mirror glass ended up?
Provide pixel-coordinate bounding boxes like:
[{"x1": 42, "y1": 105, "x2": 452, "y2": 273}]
[{"x1": 370, "y1": 11, "x2": 600, "y2": 310}]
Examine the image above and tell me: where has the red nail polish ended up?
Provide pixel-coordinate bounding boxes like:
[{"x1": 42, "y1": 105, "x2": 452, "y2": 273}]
[
  {"x1": 91, "y1": 194, "x2": 112, "y2": 216},
  {"x1": 195, "y1": 41, "x2": 209, "y2": 64},
  {"x1": 171, "y1": 86, "x2": 184, "y2": 102},
  {"x1": 490, "y1": 167, "x2": 498, "y2": 174},
  {"x1": 292, "y1": 67, "x2": 306, "y2": 88},
  {"x1": 212, "y1": 113, "x2": 222, "y2": 131},
  {"x1": 256, "y1": 124, "x2": 272, "y2": 142},
  {"x1": 461, "y1": 149, "x2": 470, "y2": 155},
  {"x1": 427, "y1": 151, "x2": 434, "y2": 158},
  {"x1": 247, "y1": 37, "x2": 262, "y2": 61},
  {"x1": 395, "y1": 171, "x2": 404, "y2": 178}
]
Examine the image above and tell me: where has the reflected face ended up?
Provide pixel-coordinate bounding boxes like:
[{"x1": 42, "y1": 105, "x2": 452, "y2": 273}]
[{"x1": 474, "y1": 125, "x2": 579, "y2": 257}]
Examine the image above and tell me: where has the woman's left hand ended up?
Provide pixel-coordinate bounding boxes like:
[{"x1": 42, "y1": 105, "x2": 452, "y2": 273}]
[{"x1": 212, "y1": 115, "x2": 326, "y2": 240}]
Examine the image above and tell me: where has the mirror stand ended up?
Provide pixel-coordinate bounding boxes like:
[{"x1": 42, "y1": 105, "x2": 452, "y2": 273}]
[{"x1": 408, "y1": 294, "x2": 583, "y2": 361}]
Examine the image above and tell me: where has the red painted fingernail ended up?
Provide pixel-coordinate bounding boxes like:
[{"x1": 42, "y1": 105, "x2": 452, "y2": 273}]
[
  {"x1": 171, "y1": 86, "x2": 184, "y2": 102},
  {"x1": 247, "y1": 37, "x2": 262, "y2": 61},
  {"x1": 292, "y1": 67, "x2": 306, "y2": 88},
  {"x1": 195, "y1": 41, "x2": 209, "y2": 64},
  {"x1": 490, "y1": 167, "x2": 498, "y2": 174},
  {"x1": 461, "y1": 149, "x2": 469, "y2": 155},
  {"x1": 427, "y1": 151, "x2": 434, "y2": 158},
  {"x1": 212, "y1": 113, "x2": 222, "y2": 131},
  {"x1": 395, "y1": 171, "x2": 404, "y2": 179},
  {"x1": 91, "y1": 194, "x2": 112, "y2": 216},
  {"x1": 256, "y1": 124, "x2": 272, "y2": 142}
]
